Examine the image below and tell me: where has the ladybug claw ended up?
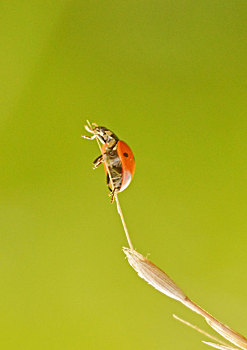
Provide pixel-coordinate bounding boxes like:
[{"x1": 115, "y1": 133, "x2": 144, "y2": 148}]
[
  {"x1": 92, "y1": 163, "x2": 101, "y2": 170},
  {"x1": 109, "y1": 189, "x2": 117, "y2": 203}
]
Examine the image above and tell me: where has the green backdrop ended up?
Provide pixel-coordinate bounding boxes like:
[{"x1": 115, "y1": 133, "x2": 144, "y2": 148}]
[{"x1": 1, "y1": 1, "x2": 247, "y2": 349}]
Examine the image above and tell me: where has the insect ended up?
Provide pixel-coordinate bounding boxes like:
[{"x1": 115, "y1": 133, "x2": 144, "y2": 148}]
[{"x1": 82, "y1": 123, "x2": 135, "y2": 201}]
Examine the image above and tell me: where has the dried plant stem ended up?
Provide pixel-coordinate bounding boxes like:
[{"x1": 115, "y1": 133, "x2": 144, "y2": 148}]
[
  {"x1": 123, "y1": 248, "x2": 247, "y2": 350},
  {"x1": 115, "y1": 194, "x2": 133, "y2": 250},
  {"x1": 173, "y1": 314, "x2": 228, "y2": 346},
  {"x1": 182, "y1": 299, "x2": 247, "y2": 350},
  {"x1": 202, "y1": 341, "x2": 240, "y2": 350}
]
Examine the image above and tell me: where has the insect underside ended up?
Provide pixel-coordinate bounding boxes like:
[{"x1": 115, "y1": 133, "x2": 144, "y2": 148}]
[{"x1": 94, "y1": 148, "x2": 123, "y2": 195}]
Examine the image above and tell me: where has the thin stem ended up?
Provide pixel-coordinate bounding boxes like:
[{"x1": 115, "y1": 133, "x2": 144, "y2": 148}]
[
  {"x1": 115, "y1": 194, "x2": 134, "y2": 250},
  {"x1": 173, "y1": 314, "x2": 228, "y2": 346}
]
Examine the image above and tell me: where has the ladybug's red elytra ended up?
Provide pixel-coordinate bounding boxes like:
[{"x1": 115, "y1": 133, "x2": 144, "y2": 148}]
[{"x1": 82, "y1": 123, "x2": 135, "y2": 199}]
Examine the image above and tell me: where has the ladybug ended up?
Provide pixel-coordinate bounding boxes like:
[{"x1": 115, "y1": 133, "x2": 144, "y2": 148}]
[{"x1": 82, "y1": 123, "x2": 135, "y2": 199}]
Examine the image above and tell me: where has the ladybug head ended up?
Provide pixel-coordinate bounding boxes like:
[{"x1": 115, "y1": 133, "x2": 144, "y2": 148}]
[{"x1": 93, "y1": 126, "x2": 119, "y2": 145}]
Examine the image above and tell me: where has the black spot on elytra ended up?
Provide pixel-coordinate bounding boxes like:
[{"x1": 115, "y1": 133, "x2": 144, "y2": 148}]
[{"x1": 123, "y1": 152, "x2": 129, "y2": 157}]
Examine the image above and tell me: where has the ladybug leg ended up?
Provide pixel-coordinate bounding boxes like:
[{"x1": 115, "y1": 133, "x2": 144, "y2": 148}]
[
  {"x1": 82, "y1": 134, "x2": 96, "y2": 140},
  {"x1": 93, "y1": 153, "x2": 107, "y2": 169},
  {"x1": 110, "y1": 188, "x2": 117, "y2": 203},
  {"x1": 81, "y1": 134, "x2": 96, "y2": 141},
  {"x1": 106, "y1": 173, "x2": 116, "y2": 202}
]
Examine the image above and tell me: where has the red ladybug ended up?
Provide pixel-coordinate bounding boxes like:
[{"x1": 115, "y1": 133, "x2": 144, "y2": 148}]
[{"x1": 83, "y1": 124, "x2": 135, "y2": 198}]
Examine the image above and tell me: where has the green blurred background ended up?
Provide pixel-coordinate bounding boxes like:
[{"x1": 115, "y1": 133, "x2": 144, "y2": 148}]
[{"x1": 1, "y1": 1, "x2": 247, "y2": 349}]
